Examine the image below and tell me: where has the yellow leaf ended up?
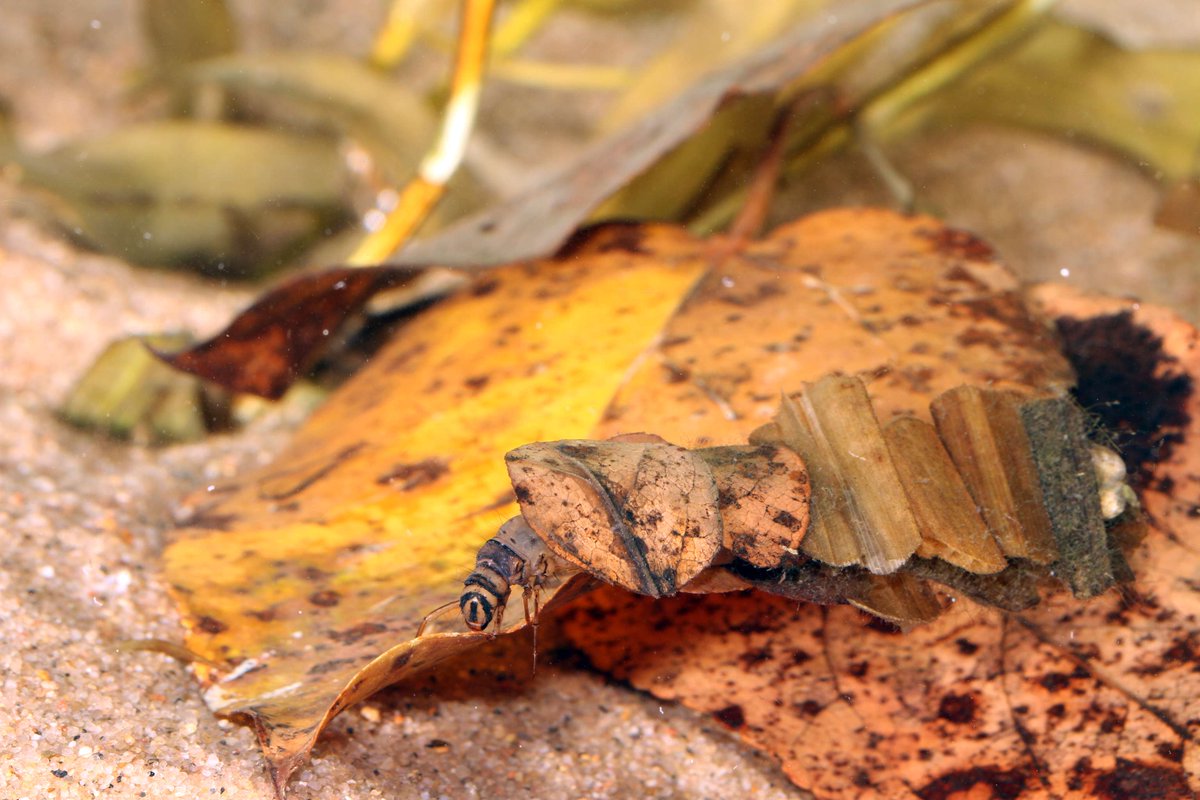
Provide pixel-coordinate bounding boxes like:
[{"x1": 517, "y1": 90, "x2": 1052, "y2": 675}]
[{"x1": 164, "y1": 223, "x2": 708, "y2": 789}]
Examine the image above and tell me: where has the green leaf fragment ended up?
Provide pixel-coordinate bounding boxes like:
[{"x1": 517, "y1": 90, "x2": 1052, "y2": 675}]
[
  {"x1": 61, "y1": 333, "x2": 229, "y2": 444},
  {"x1": 15, "y1": 121, "x2": 353, "y2": 276}
]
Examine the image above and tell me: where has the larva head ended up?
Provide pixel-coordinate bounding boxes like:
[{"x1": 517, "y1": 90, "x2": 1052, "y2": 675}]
[{"x1": 459, "y1": 587, "x2": 497, "y2": 631}]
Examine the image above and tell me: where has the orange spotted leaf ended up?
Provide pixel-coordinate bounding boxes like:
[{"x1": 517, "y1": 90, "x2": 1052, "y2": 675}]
[{"x1": 165, "y1": 209, "x2": 1198, "y2": 798}]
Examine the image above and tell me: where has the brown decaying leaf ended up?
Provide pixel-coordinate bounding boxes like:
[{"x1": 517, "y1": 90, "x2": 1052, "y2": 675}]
[
  {"x1": 394, "y1": 0, "x2": 926, "y2": 268},
  {"x1": 883, "y1": 416, "x2": 1008, "y2": 575},
  {"x1": 561, "y1": 287, "x2": 1200, "y2": 798},
  {"x1": 931, "y1": 385, "x2": 1060, "y2": 564},
  {"x1": 164, "y1": 207, "x2": 1097, "y2": 795},
  {"x1": 163, "y1": 267, "x2": 416, "y2": 399}
]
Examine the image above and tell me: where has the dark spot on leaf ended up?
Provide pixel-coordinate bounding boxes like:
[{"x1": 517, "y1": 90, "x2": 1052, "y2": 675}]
[
  {"x1": 955, "y1": 637, "x2": 979, "y2": 656},
  {"x1": 1093, "y1": 759, "x2": 1192, "y2": 800},
  {"x1": 329, "y1": 622, "x2": 388, "y2": 645},
  {"x1": 639, "y1": 510, "x2": 664, "y2": 527},
  {"x1": 1039, "y1": 671, "x2": 1074, "y2": 692},
  {"x1": 1156, "y1": 742, "x2": 1184, "y2": 763},
  {"x1": 308, "y1": 590, "x2": 340, "y2": 608},
  {"x1": 916, "y1": 766, "x2": 1026, "y2": 800},
  {"x1": 196, "y1": 615, "x2": 227, "y2": 635},
  {"x1": 663, "y1": 363, "x2": 691, "y2": 384},
  {"x1": 376, "y1": 458, "x2": 450, "y2": 491},
  {"x1": 469, "y1": 277, "x2": 499, "y2": 296},
  {"x1": 1162, "y1": 633, "x2": 1199, "y2": 664},
  {"x1": 848, "y1": 661, "x2": 869, "y2": 678},
  {"x1": 713, "y1": 704, "x2": 746, "y2": 729},
  {"x1": 1057, "y1": 311, "x2": 1193, "y2": 486},
  {"x1": 866, "y1": 616, "x2": 902, "y2": 634},
  {"x1": 936, "y1": 692, "x2": 977, "y2": 724},
  {"x1": 739, "y1": 647, "x2": 773, "y2": 669},
  {"x1": 513, "y1": 483, "x2": 535, "y2": 506},
  {"x1": 718, "y1": 280, "x2": 785, "y2": 308},
  {"x1": 182, "y1": 510, "x2": 240, "y2": 531},
  {"x1": 795, "y1": 699, "x2": 822, "y2": 716},
  {"x1": 925, "y1": 228, "x2": 995, "y2": 262},
  {"x1": 306, "y1": 658, "x2": 358, "y2": 675},
  {"x1": 772, "y1": 509, "x2": 803, "y2": 531},
  {"x1": 957, "y1": 326, "x2": 1002, "y2": 349},
  {"x1": 463, "y1": 375, "x2": 490, "y2": 392}
]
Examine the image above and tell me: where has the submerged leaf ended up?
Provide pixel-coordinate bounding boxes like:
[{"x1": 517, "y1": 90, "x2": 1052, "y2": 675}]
[
  {"x1": 899, "y1": 19, "x2": 1200, "y2": 183},
  {"x1": 165, "y1": 208, "x2": 1084, "y2": 793},
  {"x1": 396, "y1": 0, "x2": 930, "y2": 267},
  {"x1": 14, "y1": 121, "x2": 353, "y2": 275},
  {"x1": 400, "y1": 0, "x2": 1053, "y2": 267},
  {"x1": 186, "y1": 53, "x2": 437, "y2": 189}
]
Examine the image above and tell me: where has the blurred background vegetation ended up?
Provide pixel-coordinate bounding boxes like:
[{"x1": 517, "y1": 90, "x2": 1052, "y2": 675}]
[{"x1": 3, "y1": 0, "x2": 1199, "y2": 441}]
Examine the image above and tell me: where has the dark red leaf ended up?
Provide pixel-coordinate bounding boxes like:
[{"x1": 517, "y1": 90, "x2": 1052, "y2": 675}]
[{"x1": 161, "y1": 266, "x2": 415, "y2": 399}]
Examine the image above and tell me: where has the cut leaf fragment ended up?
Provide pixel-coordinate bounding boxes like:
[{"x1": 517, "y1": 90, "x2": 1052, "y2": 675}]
[
  {"x1": 505, "y1": 439, "x2": 723, "y2": 597},
  {"x1": 884, "y1": 416, "x2": 1008, "y2": 574},
  {"x1": 930, "y1": 385, "x2": 1059, "y2": 564},
  {"x1": 761, "y1": 374, "x2": 923, "y2": 575}
]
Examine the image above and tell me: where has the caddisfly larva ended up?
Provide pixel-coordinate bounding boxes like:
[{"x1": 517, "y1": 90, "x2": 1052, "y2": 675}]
[
  {"x1": 414, "y1": 515, "x2": 578, "y2": 639},
  {"x1": 459, "y1": 515, "x2": 578, "y2": 633},
  {"x1": 445, "y1": 377, "x2": 1144, "y2": 634}
]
